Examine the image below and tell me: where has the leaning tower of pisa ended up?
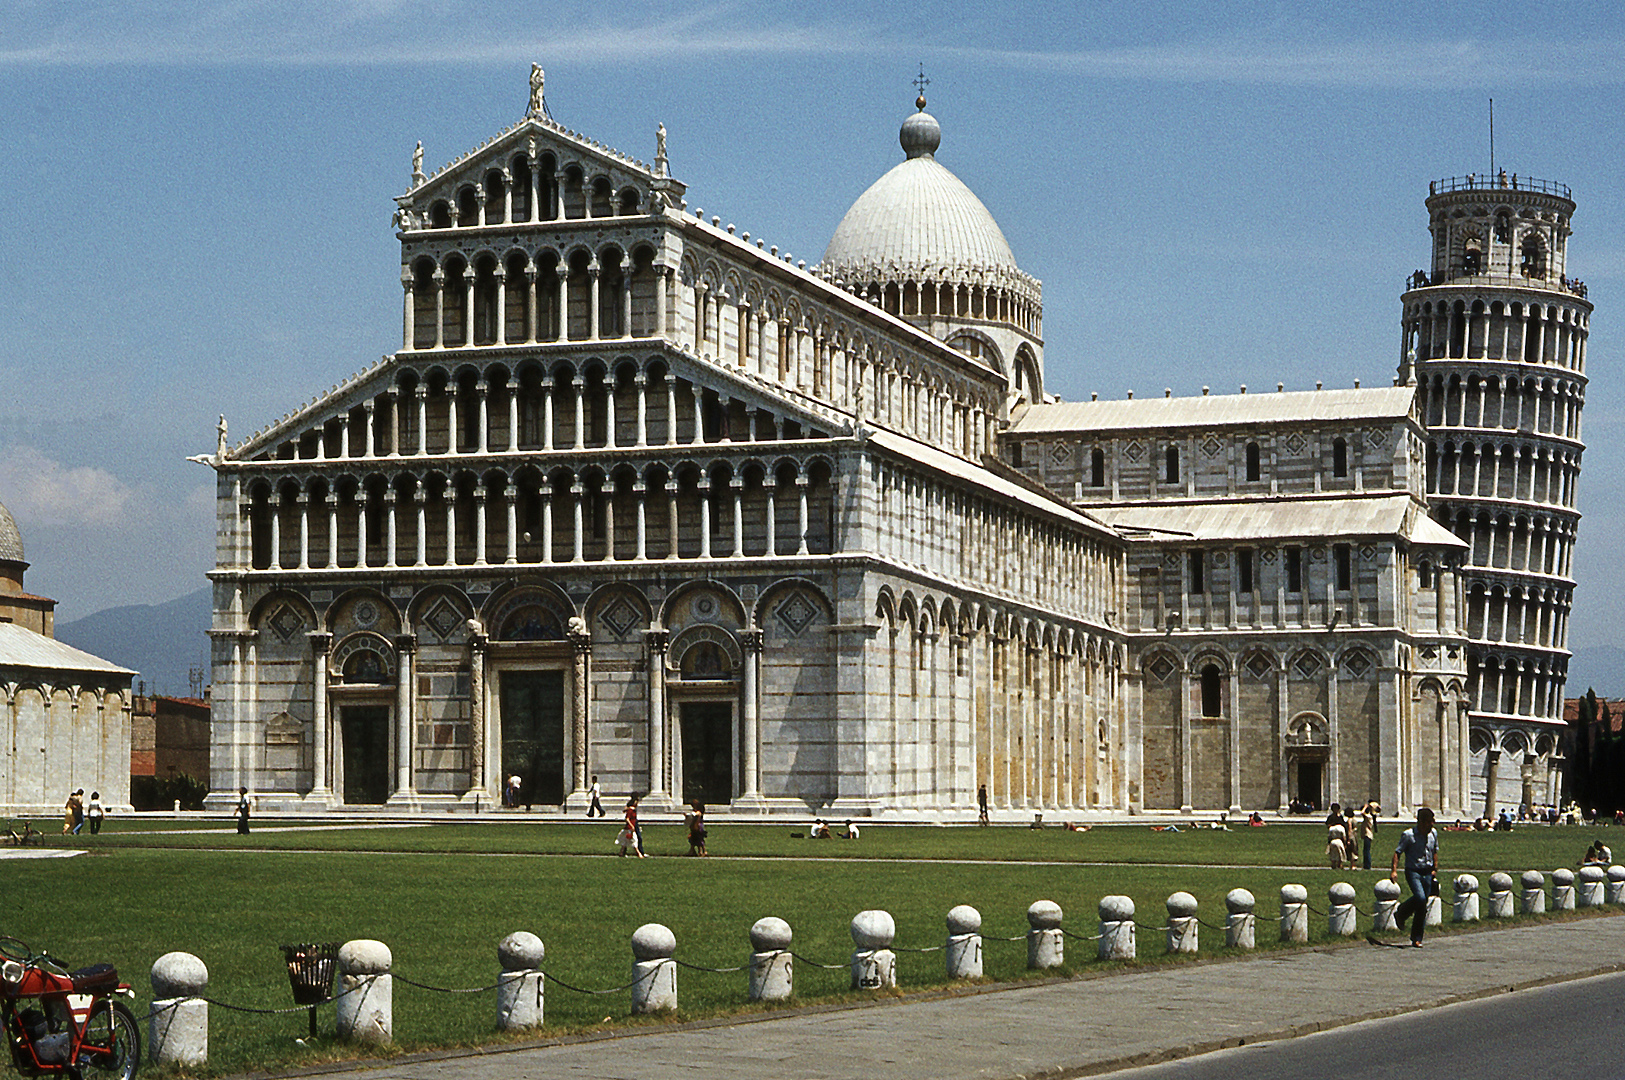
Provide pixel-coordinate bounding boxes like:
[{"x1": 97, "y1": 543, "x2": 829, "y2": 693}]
[{"x1": 1400, "y1": 172, "x2": 1591, "y2": 815}]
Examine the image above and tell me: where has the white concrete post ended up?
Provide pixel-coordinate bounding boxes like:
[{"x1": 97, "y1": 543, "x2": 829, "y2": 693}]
[
  {"x1": 1452, "y1": 875, "x2": 1480, "y2": 923},
  {"x1": 1166, "y1": 892, "x2": 1198, "y2": 953},
  {"x1": 1327, "y1": 882, "x2": 1357, "y2": 936},
  {"x1": 1098, "y1": 895, "x2": 1136, "y2": 960},
  {"x1": 1578, "y1": 865, "x2": 1606, "y2": 908},
  {"x1": 1425, "y1": 893, "x2": 1443, "y2": 927},
  {"x1": 748, "y1": 918, "x2": 793, "y2": 1002},
  {"x1": 1027, "y1": 900, "x2": 1064, "y2": 969},
  {"x1": 495, "y1": 932, "x2": 545, "y2": 1031},
  {"x1": 1552, "y1": 868, "x2": 1576, "y2": 910},
  {"x1": 1521, "y1": 870, "x2": 1547, "y2": 914},
  {"x1": 849, "y1": 910, "x2": 897, "y2": 990},
  {"x1": 1372, "y1": 879, "x2": 1401, "y2": 931},
  {"x1": 149, "y1": 952, "x2": 208, "y2": 1066},
  {"x1": 1487, "y1": 872, "x2": 1515, "y2": 918},
  {"x1": 945, "y1": 905, "x2": 983, "y2": 979},
  {"x1": 1607, "y1": 865, "x2": 1625, "y2": 905},
  {"x1": 336, "y1": 940, "x2": 392, "y2": 1044},
  {"x1": 630, "y1": 924, "x2": 677, "y2": 1014},
  {"x1": 1224, "y1": 889, "x2": 1255, "y2": 949},
  {"x1": 1279, "y1": 884, "x2": 1309, "y2": 943}
]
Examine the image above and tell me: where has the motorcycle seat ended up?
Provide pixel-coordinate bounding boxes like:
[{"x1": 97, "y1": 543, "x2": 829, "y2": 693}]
[{"x1": 68, "y1": 964, "x2": 118, "y2": 993}]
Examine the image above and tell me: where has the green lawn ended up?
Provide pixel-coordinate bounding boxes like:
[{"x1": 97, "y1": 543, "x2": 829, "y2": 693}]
[{"x1": 0, "y1": 822, "x2": 1613, "y2": 1077}]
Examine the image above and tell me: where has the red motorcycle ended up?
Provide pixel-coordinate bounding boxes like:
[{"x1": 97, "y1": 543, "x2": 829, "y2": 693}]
[{"x1": 0, "y1": 937, "x2": 139, "y2": 1080}]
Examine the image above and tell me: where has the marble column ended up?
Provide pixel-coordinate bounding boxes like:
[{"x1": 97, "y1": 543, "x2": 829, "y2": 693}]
[
  {"x1": 308, "y1": 632, "x2": 332, "y2": 801},
  {"x1": 469, "y1": 627, "x2": 487, "y2": 800},
  {"x1": 394, "y1": 635, "x2": 416, "y2": 798},
  {"x1": 570, "y1": 630, "x2": 592, "y2": 797},
  {"x1": 646, "y1": 630, "x2": 669, "y2": 799},
  {"x1": 740, "y1": 630, "x2": 763, "y2": 799}
]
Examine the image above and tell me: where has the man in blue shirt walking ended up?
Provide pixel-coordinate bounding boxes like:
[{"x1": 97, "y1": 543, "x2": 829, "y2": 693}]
[{"x1": 1390, "y1": 806, "x2": 1438, "y2": 947}]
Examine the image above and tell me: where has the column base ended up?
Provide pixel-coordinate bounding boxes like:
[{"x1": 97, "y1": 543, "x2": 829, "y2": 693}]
[
  {"x1": 638, "y1": 791, "x2": 676, "y2": 814},
  {"x1": 459, "y1": 787, "x2": 497, "y2": 813},
  {"x1": 385, "y1": 790, "x2": 423, "y2": 811},
  {"x1": 562, "y1": 790, "x2": 592, "y2": 813},
  {"x1": 729, "y1": 793, "x2": 771, "y2": 813},
  {"x1": 303, "y1": 788, "x2": 337, "y2": 811}
]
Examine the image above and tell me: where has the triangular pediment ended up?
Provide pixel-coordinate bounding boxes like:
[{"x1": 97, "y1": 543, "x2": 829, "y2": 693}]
[{"x1": 400, "y1": 114, "x2": 683, "y2": 217}]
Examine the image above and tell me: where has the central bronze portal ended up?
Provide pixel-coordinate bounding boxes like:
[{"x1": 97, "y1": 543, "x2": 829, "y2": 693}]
[{"x1": 501, "y1": 671, "x2": 566, "y2": 806}]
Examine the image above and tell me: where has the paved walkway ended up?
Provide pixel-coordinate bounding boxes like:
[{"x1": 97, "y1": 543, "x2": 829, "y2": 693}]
[{"x1": 299, "y1": 913, "x2": 1625, "y2": 1080}]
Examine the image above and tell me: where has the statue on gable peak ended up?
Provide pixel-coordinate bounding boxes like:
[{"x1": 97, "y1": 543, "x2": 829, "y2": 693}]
[{"x1": 528, "y1": 64, "x2": 545, "y2": 117}]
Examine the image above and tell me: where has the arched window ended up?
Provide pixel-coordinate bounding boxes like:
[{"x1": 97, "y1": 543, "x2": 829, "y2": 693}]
[
  {"x1": 1418, "y1": 561, "x2": 1433, "y2": 588},
  {"x1": 1333, "y1": 438, "x2": 1348, "y2": 478},
  {"x1": 1090, "y1": 447, "x2": 1105, "y2": 487},
  {"x1": 1521, "y1": 236, "x2": 1547, "y2": 279},
  {"x1": 1463, "y1": 238, "x2": 1483, "y2": 275},
  {"x1": 1245, "y1": 442, "x2": 1261, "y2": 482},
  {"x1": 1200, "y1": 664, "x2": 1222, "y2": 718},
  {"x1": 1164, "y1": 446, "x2": 1180, "y2": 484}
]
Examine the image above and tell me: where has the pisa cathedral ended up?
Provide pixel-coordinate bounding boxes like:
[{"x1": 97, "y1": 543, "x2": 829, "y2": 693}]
[{"x1": 201, "y1": 72, "x2": 1589, "y2": 819}]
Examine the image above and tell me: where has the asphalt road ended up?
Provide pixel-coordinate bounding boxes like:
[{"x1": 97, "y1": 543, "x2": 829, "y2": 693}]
[{"x1": 1094, "y1": 969, "x2": 1625, "y2": 1080}]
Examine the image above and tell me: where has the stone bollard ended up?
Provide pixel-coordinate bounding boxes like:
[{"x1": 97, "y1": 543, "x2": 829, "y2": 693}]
[
  {"x1": 1552, "y1": 868, "x2": 1577, "y2": 911},
  {"x1": 748, "y1": 918, "x2": 793, "y2": 1002},
  {"x1": 149, "y1": 952, "x2": 207, "y2": 1066},
  {"x1": 336, "y1": 940, "x2": 391, "y2": 1044},
  {"x1": 1608, "y1": 865, "x2": 1625, "y2": 905},
  {"x1": 1372, "y1": 879, "x2": 1400, "y2": 931},
  {"x1": 1452, "y1": 875, "x2": 1479, "y2": 923},
  {"x1": 1425, "y1": 892, "x2": 1443, "y2": 927},
  {"x1": 1027, "y1": 900, "x2": 1065, "y2": 969},
  {"x1": 1098, "y1": 895, "x2": 1136, "y2": 960},
  {"x1": 1488, "y1": 873, "x2": 1515, "y2": 918},
  {"x1": 1279, "y1": 884, "x2": 1308, "y2": 943},
  {"x1": 495, "y1": 931, "x2": 545, "y2": 1031},
  {"x1": 849, "y1": 910, "x2": 897, "y2": 991},
  {"x1": 630, "y1": 924, "x2": 677, "y2": 1013},
  {"x1": 1224, "y1": 889, "x2": 1255, "y2": 949},
  {"x1": 1166, "y1": 892, "x2": 1198, "y2": 953},
  {"x1": 945, "y1": 905, "x2": 983, "y2": 979},
  {"x1": 1327, "y1": 882, "x2": 1357, "y2": 937},
  {"x1": 1521, "y1": 870, "x2": 1546, "y2": 914},
  {"x1": 1578, "y1": 865, "x2": 1607, "y2": 908}
]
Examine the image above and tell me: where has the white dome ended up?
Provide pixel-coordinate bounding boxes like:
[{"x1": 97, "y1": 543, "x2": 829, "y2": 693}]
[{"x1": 822, "y1": 109, "x2": 1021, "y2": 283}]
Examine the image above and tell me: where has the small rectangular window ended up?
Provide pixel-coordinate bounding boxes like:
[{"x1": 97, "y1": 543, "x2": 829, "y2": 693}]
[
  {"x1": 1335, "y1": 544, "x2": 1352, "y2": 591},
  {"x1": 1286, "y1": 546, "x2": 1303, "y2": 593},
  {"x1": 1011, "y1": 442, "x2": 1023, "y2": 468},
  {"x1": 1189, "y1": 551, "x2": 1205, "y2": 594},
  {"x1": 1238, "y1": 549, "x2": 1254, "y2": 594},
  {"x1": 1165, "y1": 446, "x2": 1180, "y2": 484}
]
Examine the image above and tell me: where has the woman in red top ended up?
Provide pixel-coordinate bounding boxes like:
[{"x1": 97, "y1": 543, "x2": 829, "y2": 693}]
[{"x1": 619, "y1": 797, "x2": 646, "y2": 858}]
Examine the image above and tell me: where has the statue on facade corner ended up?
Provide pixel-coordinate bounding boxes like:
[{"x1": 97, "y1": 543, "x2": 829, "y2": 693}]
[
  {"x1": 216, "y1": 414, "x2": 229, "y2": 459},
  {"x1": 528, "y1": 64, "x2": 545, "y2": 117},
  {"x1": 655, "y1": 122, "x2": 667, "y2": 174},
  {"x1": 567, "y1": 615, "x2": 588, "y2": 638},
  {"x1": 412, "y1": 140, "x2": 424, "y2": 180}
]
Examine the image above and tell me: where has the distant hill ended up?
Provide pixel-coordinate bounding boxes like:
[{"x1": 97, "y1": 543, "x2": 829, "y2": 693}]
[
  {"x1": 56, "y1": 586, "x2": 212, "y2": 697},
  {"x1": 1566, "y1": 645, "x2": 1625, "y2": 700}
]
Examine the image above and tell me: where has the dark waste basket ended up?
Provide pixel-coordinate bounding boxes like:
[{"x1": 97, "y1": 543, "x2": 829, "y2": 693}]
[{"x1": 280, "y1": 942, "x2": 338, "y2": 1037}]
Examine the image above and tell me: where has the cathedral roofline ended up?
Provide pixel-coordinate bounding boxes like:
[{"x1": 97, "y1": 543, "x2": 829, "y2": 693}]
[{"x1": 1009, "y1": 385, "x2": 1418, "y2": 435}]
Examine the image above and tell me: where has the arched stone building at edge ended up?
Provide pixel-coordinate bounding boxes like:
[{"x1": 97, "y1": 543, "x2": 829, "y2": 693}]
[{"x1": 201, "y1": 74, "x2": 1588, "y2": 819}]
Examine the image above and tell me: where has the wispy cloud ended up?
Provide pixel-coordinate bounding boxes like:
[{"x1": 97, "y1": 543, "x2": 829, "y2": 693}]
[
  {"x1": 0, "y1": 446, "x2": 133, "y2": 529},
  {"x1": 3, "y1": 3, "x2": 1622, "y2": 89}
]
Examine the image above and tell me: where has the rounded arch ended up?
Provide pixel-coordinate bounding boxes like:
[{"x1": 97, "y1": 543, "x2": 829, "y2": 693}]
[
  {"x1": 482, "y1": 581, "x2": 576, "y2": 641},
  {"x1": 661, "y1": 578, "x2": 746, "y2": 630}
]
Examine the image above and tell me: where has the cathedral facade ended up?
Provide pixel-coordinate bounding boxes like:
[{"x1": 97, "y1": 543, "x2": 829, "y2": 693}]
[{"x1": 201, "y1": 73, "x2": 1585, "y2": 818}]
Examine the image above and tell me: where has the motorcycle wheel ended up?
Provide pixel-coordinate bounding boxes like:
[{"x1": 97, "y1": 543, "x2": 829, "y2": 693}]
[{"x1": 78, "y1": 1000, "x2": 139, "y2": 1080}]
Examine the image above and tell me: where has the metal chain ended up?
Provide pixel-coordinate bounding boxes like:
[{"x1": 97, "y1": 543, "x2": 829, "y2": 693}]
[
  {"x1": 539, "y1": 966, "x2": 657, "y2": 997},
  {"x1": 787, "y1": 950, "x2": 848, "y2": 971},
  {"x1": 393, "y1": 974, "x2": 505, "y2": 994},
  {"x1": 671, "y1": 958, "x2": 750, "y2": 974}
]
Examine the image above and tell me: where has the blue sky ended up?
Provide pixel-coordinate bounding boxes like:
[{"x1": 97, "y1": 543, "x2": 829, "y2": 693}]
[{"x1": 2, "y1": 1, "x2": 1622, "y2": 655}]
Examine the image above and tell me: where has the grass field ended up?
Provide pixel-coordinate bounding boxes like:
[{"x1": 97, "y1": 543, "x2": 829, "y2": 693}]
[{"x1": 0, "y1": 820, "x2": 1614, "y2": 1077}]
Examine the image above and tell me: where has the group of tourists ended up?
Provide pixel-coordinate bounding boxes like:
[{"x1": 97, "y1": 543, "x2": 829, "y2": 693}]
[
  {"x1": 1325, "y1": 800, "x2": 1382, "y2": 870},
  {"x1": 60, "y1": 789, "x2": 104, "y2": 835}
]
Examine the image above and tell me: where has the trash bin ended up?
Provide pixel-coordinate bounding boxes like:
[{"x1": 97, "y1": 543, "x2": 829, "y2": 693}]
[{"x1": 280, "y1": 942, "x2": 338, "y2": 1037}]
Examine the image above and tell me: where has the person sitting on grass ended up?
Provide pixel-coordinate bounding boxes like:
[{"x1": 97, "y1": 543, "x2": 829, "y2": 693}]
[
  {"x1": 1248, "y1": 811, "x2": 1265, "y2": 826},
  {"x1": 811, "y1": 819, "x2": 832, "y2": 840},
  {"x1": 843, "y1": 820, "x2": 860, "y2": 839}
]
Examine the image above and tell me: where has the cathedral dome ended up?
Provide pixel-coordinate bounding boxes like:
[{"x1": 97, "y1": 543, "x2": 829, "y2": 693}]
[
  {"x1": 0, "y1": 500, "x2": 22, "y2": 563},
  {"x1": 821, "y1": 103, "x2": 1022, "y2": 284}
]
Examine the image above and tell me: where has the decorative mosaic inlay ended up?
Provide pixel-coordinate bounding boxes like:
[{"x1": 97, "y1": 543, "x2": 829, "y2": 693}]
[
  {"x1": 1360, "y1": 545, "x2": 1378, "y2": 561},
  {"x1": 1293, "y1": 652, "x2": 1323, "y2": 680},
  {"x1": 600, "y1": 597, "x2": 641, "y2": 640},
  {"x1": 1367, "y1": 427, "x2": 1387, "y2": 447},
  {"x1": 422, "y1": 598, "x2": 463, "y2": 642},
  {"x1": 1245, "y1": 655, "x2": 1273, "y2": 680},
  {"x1": 1146, "y1": 655, "x2": 1176, "y2": 683},
  {"x1": 353, "y1": 601, "x2": 378, "y2": 628},
  {"x1": 1050, "y1": 442, "x2": 1072, "y2": 466},
  {"x1": 1343, "y1": 652, "x2": 1372, "y2": 678},
  {"x1": 1285, "y1": 432, "x2": 1308, "y2": 454},
  {"x1": 774, "y1": 592, "x2": 820, "y2": 636},
  {"x1": 268, "y1": 604, "x2": 304, "y2": 642},
  {"x1": 1201, "y1": 436, "x2": 1223, "y2": 459},
  {"x1": 1123, "y1": 440, "x2": 1144, "y2": 462}
]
